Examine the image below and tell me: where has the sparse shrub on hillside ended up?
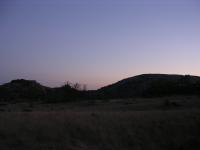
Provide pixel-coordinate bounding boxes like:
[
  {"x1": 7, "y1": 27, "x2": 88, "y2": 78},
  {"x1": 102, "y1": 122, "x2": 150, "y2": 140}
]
[
  {"x1": 0, "y1": 80, "x2": 89, "y2": 103},
  {"x1": 1, "y1": 74, "x2": 200, "y2": 102}
]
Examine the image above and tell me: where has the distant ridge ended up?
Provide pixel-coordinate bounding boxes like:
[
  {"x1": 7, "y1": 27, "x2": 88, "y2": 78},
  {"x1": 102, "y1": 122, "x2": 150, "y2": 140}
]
[
  {"x1": 97, "y1": 74, "x2": 200, "y2": 98},
  {"x1": 0, "y1": 79, "x2": 82, "y2": 102},
  {"x1": 0, "y1": 79, "x2": 48, "y2": 100},
  {"x1": 0, "y1": 74, "x2": 200, "y2": 102}
]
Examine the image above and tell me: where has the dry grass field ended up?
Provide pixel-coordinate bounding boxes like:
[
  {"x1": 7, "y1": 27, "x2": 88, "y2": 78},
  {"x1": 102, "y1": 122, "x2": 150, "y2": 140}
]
[{"x1": 0, "y1": 96, "x2": 200, "y2": 150}]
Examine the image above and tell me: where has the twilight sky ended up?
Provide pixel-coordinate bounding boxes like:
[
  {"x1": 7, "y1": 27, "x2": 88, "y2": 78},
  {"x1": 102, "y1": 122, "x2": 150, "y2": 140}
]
[{"x1": 0, "y1": 0, "x2": 200, "y2": 89}]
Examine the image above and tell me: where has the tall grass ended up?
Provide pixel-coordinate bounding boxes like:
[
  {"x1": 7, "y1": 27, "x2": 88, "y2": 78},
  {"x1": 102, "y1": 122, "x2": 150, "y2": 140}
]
[{"x1": 0, "y1": 110, "x2": 200, "y2": 150}]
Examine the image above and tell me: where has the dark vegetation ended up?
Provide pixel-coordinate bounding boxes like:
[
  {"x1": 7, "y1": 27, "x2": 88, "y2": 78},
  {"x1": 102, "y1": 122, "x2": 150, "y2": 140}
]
[
  {"x1": 0, "y1": 110, "x2": 200, "y2": 150},
  {"x1": 0, "y1": 96, "x2": 199, "y2": 150},
  {"x1": 0, "y1": 79, "x2": 85, "y2": 102},
  {"x1": 0, "y1": 74, "x2": 200, "y2": 102},
  {"x1": 97, "y1": 74, "x2": 200, "y2": 99},
  {"x1": 0, "y1": 74, "x2": 200, "y2": 150}
]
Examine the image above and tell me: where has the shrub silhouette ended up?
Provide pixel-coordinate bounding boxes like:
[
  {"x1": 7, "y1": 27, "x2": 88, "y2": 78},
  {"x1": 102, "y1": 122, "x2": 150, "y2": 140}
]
[{"x1": 1, "y1": 74, "x2": 200, "y2": 102}]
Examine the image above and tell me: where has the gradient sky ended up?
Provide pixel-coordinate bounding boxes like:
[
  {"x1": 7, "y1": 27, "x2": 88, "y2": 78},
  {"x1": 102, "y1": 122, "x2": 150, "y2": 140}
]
[{"x1": 0, "y1": 0, "x2": 200, "y2": 89}]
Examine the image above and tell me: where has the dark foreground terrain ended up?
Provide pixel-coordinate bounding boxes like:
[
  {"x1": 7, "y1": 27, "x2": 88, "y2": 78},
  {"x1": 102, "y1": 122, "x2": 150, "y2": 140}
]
[{"x1": 0, "y1": 96, "x2": 200, "y2": 150}]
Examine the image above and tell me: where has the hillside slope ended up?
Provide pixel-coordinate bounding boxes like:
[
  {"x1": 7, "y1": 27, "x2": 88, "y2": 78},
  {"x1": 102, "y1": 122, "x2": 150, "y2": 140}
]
[
  {"x1": 97, "y1": 74, "x2": 200, "y2": 98},
  {"x1": 0, "y1": 79, "x2": 82, "y2": 102},
  {"x1": 1, "y1": 74, "x2": 200, "y2": 101}
]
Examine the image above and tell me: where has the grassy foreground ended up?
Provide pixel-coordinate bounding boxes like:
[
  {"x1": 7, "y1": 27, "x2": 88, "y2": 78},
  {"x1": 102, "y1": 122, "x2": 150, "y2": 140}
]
[{"x1": 0, "y1": 109, "x2": 200, "y2": 150}]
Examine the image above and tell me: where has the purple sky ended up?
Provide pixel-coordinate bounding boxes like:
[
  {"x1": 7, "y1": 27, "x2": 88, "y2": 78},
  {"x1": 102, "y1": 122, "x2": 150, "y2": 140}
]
[{"x1": 0, "y1": 0, "x2": 200, "y2": 89}]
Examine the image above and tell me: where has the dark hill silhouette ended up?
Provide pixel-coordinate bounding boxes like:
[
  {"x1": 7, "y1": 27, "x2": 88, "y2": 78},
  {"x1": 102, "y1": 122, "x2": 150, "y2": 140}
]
[
  {"x1": 0, "y1": 79, "x2": 48, "y2": 100},
  {"x1": 96, "y1": 74, "x2": 200, "y2": 98},
  {"x1": 0, "y1": 74, "x2": 200, "y2": 102},
  {"x1": 0, "y1": 79, "x2": 82, "y2": 102}
]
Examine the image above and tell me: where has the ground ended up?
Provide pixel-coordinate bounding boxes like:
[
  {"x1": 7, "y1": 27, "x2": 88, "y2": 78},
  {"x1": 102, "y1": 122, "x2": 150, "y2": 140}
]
[{"x1": 0, "y1": 96, "x2": 200, "y2": 150}]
